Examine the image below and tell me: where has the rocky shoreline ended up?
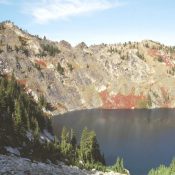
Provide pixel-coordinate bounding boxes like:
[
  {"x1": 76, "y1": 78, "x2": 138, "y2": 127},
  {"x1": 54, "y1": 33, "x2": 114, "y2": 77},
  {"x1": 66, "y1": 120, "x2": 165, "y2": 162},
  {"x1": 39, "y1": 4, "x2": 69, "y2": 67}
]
[{"x1": 0, "y1": 155, "x2": 128, "y2": 175}]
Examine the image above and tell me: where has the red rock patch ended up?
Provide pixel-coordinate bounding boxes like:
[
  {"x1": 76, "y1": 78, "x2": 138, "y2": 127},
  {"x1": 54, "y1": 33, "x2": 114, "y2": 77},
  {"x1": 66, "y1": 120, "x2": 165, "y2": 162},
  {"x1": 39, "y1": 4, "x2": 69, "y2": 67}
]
[
  {"x1": 35, "y1": 59, "x2": 47, "y2": 68},
  {"x1": 17, "y1": 79, "x2": 27, "y2": 87},
  {"x1": 99, "y1": 90, "x2": 146, "y2": 109}
]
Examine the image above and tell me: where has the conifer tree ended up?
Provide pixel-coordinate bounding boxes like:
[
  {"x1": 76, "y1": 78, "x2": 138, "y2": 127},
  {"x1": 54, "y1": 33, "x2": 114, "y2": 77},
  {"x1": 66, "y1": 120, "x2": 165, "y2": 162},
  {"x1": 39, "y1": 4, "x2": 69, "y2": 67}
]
[
  {"x1": 60, "y1": 127, "x2": 73, "y2": 157},
  {"x1": 79, "y1": 127, "x2": 89, "y2": 163},
  {"x1": 31, "y1": 117, "x2": 39, "y2": 136},
  {"x1": 79, "y1": 127, "x2": 105, "y2": 165},
  {"x1": 70, "y1": 129, "x2": 77, "y2": 149},
  {"x1": 0, "y1": 88, "x2": 6, "y2": 112},
  {"x1": 13, "y1": 100, "x2": 22, "y2": 131},
  {"x1": 112, "y1": 157, "x2": 125, "y2": 173},
  {"x1": 21, "y1": 107, "x2": 30, "y2": 130},
  {"x1": 39, "y1": 95, "x2": 47, "y2": 108}
]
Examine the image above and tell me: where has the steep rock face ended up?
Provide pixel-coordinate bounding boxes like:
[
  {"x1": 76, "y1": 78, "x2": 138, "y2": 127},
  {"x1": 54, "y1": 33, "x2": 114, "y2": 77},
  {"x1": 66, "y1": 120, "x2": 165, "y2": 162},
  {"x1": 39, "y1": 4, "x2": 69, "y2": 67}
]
[{"x1": 1, "y1": 21, "x2": 175, "y2": 114}]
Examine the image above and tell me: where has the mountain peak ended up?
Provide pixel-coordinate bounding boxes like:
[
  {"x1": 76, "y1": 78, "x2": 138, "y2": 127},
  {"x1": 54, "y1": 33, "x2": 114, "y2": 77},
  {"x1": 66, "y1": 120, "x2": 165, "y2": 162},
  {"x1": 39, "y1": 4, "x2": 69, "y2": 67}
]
[
  {"x1": 76, "y1": 42, "x2": 88, "y2": 49},
  {"x1": 59, "y1": 40, "x2": 72, "y2": 49}
]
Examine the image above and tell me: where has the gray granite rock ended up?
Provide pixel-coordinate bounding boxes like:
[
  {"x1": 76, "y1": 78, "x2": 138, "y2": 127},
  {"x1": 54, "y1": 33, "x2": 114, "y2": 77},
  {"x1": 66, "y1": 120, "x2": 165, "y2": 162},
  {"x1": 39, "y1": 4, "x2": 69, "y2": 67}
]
[{"x1": 0, "y1": 155, "x2": 127, "y2": 175}]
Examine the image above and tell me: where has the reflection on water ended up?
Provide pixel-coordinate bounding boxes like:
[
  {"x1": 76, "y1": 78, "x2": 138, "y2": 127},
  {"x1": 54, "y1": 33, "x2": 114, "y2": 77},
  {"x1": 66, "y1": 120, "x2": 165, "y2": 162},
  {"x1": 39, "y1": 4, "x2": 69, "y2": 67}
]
[{"x1": 52, "y1": 109, "x2": 175, "y2": 175}]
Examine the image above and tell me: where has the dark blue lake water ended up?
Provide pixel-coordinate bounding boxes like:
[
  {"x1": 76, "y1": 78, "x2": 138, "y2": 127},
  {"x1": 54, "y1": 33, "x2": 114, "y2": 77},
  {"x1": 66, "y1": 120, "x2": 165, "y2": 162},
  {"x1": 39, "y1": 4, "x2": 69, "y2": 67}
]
[{"x1": 52, "y1": 109, "x2": 175, "y2": 175}]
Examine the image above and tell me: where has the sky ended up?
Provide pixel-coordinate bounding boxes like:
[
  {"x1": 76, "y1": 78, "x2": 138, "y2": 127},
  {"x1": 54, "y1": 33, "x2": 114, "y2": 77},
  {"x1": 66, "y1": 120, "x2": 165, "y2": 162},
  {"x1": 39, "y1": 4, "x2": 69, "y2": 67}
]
[{"x1": 0, "y1": 0, "x2": 175, "y2": 46}]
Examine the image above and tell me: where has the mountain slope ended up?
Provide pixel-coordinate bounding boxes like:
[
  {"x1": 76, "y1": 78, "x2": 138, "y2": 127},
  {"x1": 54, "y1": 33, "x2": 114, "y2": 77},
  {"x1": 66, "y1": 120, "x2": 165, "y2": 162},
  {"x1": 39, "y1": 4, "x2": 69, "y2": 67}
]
[{"x1": 1, "y1": 21, "x2": 175, "y2": 114}]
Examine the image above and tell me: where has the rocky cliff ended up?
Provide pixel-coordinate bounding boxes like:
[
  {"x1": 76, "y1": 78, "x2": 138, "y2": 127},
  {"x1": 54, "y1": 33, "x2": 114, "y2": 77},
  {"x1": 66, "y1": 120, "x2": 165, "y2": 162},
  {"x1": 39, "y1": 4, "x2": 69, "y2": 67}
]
[{"x1": 1, "y1": 21, "x2": 175, "y2": 114}]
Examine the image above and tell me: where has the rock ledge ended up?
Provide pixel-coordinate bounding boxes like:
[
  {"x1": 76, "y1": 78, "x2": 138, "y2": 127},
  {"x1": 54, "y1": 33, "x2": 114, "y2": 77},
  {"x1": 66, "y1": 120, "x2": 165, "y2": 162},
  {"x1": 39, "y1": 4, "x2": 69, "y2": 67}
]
[{"x1": 0, "y1": 154, "x2": 127, "y2": 175}]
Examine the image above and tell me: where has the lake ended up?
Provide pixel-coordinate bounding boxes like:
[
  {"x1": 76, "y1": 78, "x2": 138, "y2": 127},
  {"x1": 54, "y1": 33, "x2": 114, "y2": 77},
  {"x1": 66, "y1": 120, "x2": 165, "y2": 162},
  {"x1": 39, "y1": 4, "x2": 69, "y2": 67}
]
[{"x1": 52, "y1": 109, "x2": 175, "y2": 175}]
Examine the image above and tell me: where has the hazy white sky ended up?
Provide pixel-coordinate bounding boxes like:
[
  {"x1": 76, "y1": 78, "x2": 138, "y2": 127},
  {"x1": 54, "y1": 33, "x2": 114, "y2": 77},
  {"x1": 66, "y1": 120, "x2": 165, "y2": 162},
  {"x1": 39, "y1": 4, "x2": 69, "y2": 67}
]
[{"x1": 0, "y1": 0, "x2": 175, "y2": 46}]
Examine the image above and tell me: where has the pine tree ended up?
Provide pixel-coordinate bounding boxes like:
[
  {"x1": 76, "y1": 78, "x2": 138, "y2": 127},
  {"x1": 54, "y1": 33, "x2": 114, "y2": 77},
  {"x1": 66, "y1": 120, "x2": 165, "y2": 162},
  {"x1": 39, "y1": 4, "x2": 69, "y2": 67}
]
[
  {"x1": 21, "y1": 108, "x2": 30, "y2": 130},
  {"x1": 79, "y1": 127, "x2": 89, "y2": 163},
  {"x1": 31, "y1": 117, "x2": 39, "y2": 136},
  {"x1": 170, "y1": 159, "x2": 175, "y2": 172},
  {"x1": 112, "y1": 157, "x2": 125, "y2": 173},
  {"x1": 89, "y1": 130, "x2": 105, "y2": 164},
  {"x1": 0, "y1": 88, "x2": 6, "y2": 113},
  {"x1": 79, "y1": 127, "x2": 105, "y2": 165},
  {"x1": 70, "y1": 129, "x2": 77, "y2": 149},
  {"x1": 60, "y1": 127, "x2": 73, "y2": 159},
  {"x1": 12, "y1": 100, "x2": 22, "y2": 131},
  {"x1": 0, "y1": 76, "x2": 8, "y2": 88},
  {"x1": 39, "y1": 95, "x2": 47, "y2": 108}
]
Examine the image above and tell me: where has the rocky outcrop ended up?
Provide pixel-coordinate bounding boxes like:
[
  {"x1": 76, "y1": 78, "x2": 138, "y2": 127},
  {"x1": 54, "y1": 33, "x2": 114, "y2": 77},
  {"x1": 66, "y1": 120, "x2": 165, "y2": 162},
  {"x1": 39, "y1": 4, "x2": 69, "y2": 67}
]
[
  {"x1": 1, "y1": 21, "x2": 175, "y2": 114},
  {"x1": 0, "y1": 155, "x2": 127, "y2": 175}
]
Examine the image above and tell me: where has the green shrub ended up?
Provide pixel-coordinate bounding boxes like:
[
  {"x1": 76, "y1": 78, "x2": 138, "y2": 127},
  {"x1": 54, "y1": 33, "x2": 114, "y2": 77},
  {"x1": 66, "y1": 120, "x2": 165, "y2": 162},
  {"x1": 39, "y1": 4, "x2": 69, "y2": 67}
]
[
  {"x1": 157, "y1": 56, "x2": 163, "y2": 62},
  {"x1": 110, "y1": 157, "x2": 127, "y2": 174},
  {"x1": 57, "y1": 63, "x2": 64, "y2": 75},
  {"x1": 148, "y1": 159, "x2": 175, "y2": 175},
  {"x1": 41, "y1": 44, "x2": 60, "y2": 57}
]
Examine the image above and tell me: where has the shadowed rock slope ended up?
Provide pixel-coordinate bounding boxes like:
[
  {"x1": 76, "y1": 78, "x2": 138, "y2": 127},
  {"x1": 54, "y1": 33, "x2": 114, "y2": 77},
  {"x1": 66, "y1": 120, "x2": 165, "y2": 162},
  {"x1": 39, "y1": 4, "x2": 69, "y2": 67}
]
[{"x1": 1, "y1": 21, "x2": 175, "y2": 114}]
